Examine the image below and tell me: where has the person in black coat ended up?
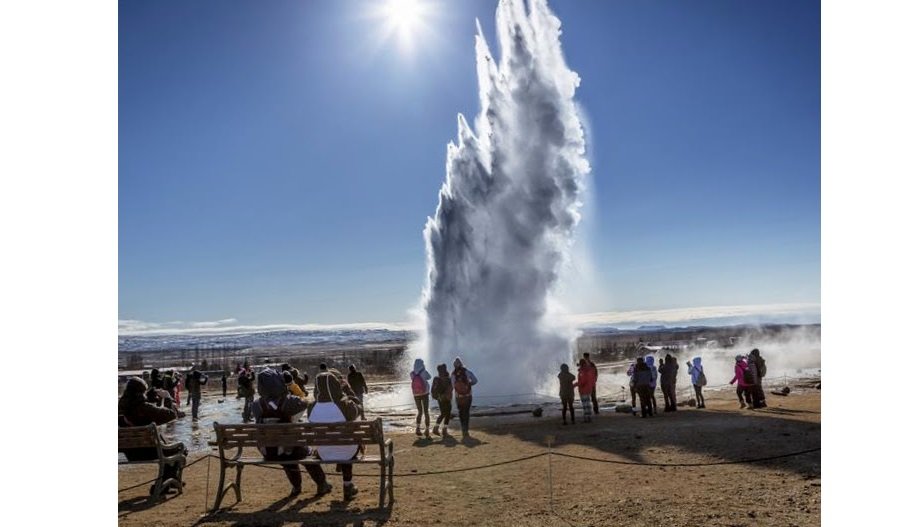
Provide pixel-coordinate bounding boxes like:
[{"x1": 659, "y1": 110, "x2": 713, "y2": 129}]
[
  {"x1": 747, "y1": 348, "x2": 768, "y2": 409},
  {"x1": 347, "y1": 364, "x2": 368, "y2": 419},
  {"x1": 659, "y1": 354, "x2": 679, "y2": 412},
  {"x1": 633, "y1": 358, "x2": 654, "y2": 418},
  {"x1": 558, "y1": 363, "x2": 576, "y2": 425}
]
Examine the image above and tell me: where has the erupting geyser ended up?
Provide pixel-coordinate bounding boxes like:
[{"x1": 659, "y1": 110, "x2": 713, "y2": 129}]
[{"x1": 419, "y1": 0, "x2": 590, "y2": 395}]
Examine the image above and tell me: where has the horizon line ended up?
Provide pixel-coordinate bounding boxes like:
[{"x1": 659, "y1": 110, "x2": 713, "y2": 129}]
[{"x1": 119, "y1": 302, "x2": 821, "y2": 337}]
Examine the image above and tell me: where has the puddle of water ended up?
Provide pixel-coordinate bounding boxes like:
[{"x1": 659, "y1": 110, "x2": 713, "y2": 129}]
[{"x1": 131, "y1": 383, "x2": 567, "y2": 455}]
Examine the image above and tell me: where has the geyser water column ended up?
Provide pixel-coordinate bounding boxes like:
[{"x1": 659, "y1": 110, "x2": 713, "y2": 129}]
[{"x1": 419, "y1": 0, "x2": 590, "y2": 397}]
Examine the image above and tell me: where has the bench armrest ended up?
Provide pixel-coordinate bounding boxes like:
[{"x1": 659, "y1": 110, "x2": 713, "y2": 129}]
[{"x1": 160, "y1": 452, "x2": 186, "y2": 464}]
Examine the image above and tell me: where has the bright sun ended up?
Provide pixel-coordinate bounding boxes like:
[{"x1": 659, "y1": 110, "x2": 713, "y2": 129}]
[
  {"x1": 384, "y1": 0, "x2": 424, "y2": 32},
  {"x1": 374, "y1": 0, "x2": 435, "y2": 54}
]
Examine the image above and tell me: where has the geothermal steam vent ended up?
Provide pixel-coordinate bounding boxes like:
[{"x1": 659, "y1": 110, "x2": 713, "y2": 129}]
[{"x1": 420, "y1": 0, "x2": 590, "y2": 396}]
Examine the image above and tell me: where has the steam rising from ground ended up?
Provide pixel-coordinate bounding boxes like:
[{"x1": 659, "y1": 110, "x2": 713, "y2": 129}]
[
  {"x1": 597, "y1": 326, "x2": 822, "y2": 400},
  {"x1": 417, "y1": 0, "x2": 589, "y2": 395}
]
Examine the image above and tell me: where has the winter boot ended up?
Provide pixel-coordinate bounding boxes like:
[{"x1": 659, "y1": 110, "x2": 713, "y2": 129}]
[{"x1": 343, "y1": 483, "x2": 359, "y2": 500}]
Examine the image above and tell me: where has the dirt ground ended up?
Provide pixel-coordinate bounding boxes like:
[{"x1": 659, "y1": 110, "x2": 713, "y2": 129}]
[{"x1": 118, "y1": 387, "x2": 821, "y2": 527}]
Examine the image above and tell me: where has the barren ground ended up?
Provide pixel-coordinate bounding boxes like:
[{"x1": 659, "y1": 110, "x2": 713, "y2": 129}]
[{"x1": 118, "y1": 387, "x2": 821, "y2": 527}]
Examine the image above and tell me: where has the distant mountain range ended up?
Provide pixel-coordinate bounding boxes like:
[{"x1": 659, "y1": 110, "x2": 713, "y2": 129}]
[
  {"x1": 118, "y1": 328, "x2": 413, "y2": 353},
  {"x1": 118, "y1": 321, "x2": 821, "y2": 353}
]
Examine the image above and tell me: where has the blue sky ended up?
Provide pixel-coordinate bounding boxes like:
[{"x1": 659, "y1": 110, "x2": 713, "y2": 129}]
[{"x1": 119, "y1": 0, "x2": 820, "y2": 327}]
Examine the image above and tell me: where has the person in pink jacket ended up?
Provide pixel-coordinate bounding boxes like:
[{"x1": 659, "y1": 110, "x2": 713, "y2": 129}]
[
  {"x1": 729, "y1": 355, "x2": 752, "y2": 409},
  {"x1": 576, "y1": 358, "x2": 596, "y2": 423}
]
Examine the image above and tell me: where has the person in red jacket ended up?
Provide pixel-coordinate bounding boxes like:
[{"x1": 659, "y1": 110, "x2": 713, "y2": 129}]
[
  {"x1": 576, "y1": 358, "x2": 596, "y2": 423},
  {"x1": 729, "y1": 355, "x2": 753, "y2": 409}
]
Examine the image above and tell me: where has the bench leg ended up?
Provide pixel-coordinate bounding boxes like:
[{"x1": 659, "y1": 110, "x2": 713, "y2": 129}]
[
  {"x1": 234, "y1": 464, "x2": 244, "y2": 502},
  {"x1": 212, "y1": 462, "x2": 228, "y2": 512},
  {"x1": 378, "y1": 463, "x2": 385, "y2": 508},
  {"x1": 148, "y1": 462, "x2": 165, "y2": 504},
  {"x1": 387, "y1": 458, "x2": 394, "y2": 505},
  {"x1": 176, "y1": 458, "x2": 186, "y2": 494}
]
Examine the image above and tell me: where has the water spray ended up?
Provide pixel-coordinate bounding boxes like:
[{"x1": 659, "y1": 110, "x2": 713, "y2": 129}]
[{"x1": 418, "y1": 0, "x2": 590, "y2": 396}]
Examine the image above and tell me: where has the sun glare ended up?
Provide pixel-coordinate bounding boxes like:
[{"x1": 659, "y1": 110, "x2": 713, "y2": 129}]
[
  {"x1": 373, "y1": 0, "x2": 436, "y2": 54},
  {"x1": 385, "y1": 0, "x2": 424, "y2": 32}
]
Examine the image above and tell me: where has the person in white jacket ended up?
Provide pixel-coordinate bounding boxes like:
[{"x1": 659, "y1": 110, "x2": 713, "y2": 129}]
[{"x1": 687, "y1": 357, "x2": 706, "y2": 408}]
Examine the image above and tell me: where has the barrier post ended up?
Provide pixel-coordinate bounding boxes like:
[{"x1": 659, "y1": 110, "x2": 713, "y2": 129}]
[
  {"x1": 203, "y1": 453, "x2": 211, "y2": 515},
  {"x1": 545, "y1": 435, "x2": 555, "y2": 513}
]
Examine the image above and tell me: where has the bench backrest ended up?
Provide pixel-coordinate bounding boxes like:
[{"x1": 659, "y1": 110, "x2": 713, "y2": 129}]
[
  {"x1": 213, "y1": 418, "x2": 385, "y2": 452},
  {"x1": 118, "y1": 423, "x2": 160, "y2": 450}
]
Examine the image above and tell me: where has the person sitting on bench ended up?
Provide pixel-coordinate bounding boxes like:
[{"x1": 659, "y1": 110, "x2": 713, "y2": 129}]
[
  {"x1": 309, "y1": 368, "x2": 364, "y2": 500},
  {"x1": 118, "y1": 377, "x2": 188, "y2": 495},
  {"x1": 252, "y1": 368, "x2": 333, "y2": 497}
]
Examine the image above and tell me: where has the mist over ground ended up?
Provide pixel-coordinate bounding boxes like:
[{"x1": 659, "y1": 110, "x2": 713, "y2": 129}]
[{"x1": 591, "y1": 325, "x2": 822, "y2": 400}]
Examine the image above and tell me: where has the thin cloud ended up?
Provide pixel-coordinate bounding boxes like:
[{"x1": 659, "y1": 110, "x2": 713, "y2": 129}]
[
  {"x1": 118, "y1": 302, "x2": 819, "y2": 337},
  {"x1": 118, "y1": 319, "x2": 416, "y2": 336},
  {"x1": 569, "y1": 303, "x2": 821, "y2": 329},
  {"x1": 189, "y1": 318, "x2": 238, "y2": 328}
]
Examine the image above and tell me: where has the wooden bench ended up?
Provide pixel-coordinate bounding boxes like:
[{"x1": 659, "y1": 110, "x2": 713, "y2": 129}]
[
  {"x1": 211, "y1": 417, "x2": 394, "y2": 511},
  {"x1": 118, "y1": 423, "x2": 186, "y2": 502}
]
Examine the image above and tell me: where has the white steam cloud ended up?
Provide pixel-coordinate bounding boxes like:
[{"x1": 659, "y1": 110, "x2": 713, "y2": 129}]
[
  {"x1": 418, "y1": 0, "x2": 589, "y2": 395},
  {"x1": 597, "y1": 326, "x2": 822, "y2": 401}
]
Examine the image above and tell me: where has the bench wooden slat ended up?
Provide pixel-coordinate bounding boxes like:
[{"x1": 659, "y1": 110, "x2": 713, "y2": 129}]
[
  {"x1": 118, "y1": 424, "x2": 159, "y2": 450},
  {"x1": 210, "y1": 417, "x2": 394, "y2": 511},
  {"x1": 225, "y1": 455, "x2": 383, "y2": 465}
]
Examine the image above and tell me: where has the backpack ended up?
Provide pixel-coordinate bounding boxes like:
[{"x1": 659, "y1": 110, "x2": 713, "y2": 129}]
[
  {"x1": 742, "y1": 367, "x2": 755, "y2": 385},
  {"x1": 257, "y1": 368, "x2": 287, "y2": 399},
  {"x1": 697, "y1": 368, "x2": 707, "y2": 387},
  {"x1": 434, "y1": 376, "x2": 453, "y2": 401},
  {"x1": 453, "y1": 368, "x2": 472, "y2": 397},
  {"x1": 757, "y1": 357, "x2": 767, "y2": 378},
  {"x1": 411, "y1": 371, "x2": 428, "y2": 396}
]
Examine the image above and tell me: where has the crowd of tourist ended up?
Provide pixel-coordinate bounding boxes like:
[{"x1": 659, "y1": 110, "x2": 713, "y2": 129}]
[
  {"x1": 120, "y1": 348, "x2": 772, "y2": 499},
  {"x1": 564, "y1": 347, "x2": 770, "y2": 422}
]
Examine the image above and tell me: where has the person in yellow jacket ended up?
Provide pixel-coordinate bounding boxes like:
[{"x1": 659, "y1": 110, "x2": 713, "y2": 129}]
[{"x1": 283, "y1": 371, "x2": 307, "y2": 398}]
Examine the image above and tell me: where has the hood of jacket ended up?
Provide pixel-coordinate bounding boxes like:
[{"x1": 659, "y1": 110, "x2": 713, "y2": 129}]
[
  {"x1": 413, "y1": 358, "x2": 426, "y2": 374},
  {"x1": 645, "y1": 356, "x2": 655, "y2": 368}
]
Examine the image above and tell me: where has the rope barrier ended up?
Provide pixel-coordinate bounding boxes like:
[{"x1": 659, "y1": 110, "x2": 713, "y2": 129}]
[
  {"x1": 219, "y1": 451, "x2": 549, "y2": 476},
  {"x1": 384, "y1": 452, "x2": 547, "y2": 477},
  {"x1": 121, "y1": 444, "x2": 820, "y2": 492},
  {"x1": 117, "y1": 454, "x2": 211, "y2": 493}
]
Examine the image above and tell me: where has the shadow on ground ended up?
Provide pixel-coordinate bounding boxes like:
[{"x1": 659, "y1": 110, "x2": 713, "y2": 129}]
[
  {"x1": 475, "y1": 402, "x2": 821, "y2": 477},
  {"x1": 118, "y1": 492, "x2": 182, "y2": 517},
  {"x1": 193, "y1": 498, "x2": 393, "y2": 527}
]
